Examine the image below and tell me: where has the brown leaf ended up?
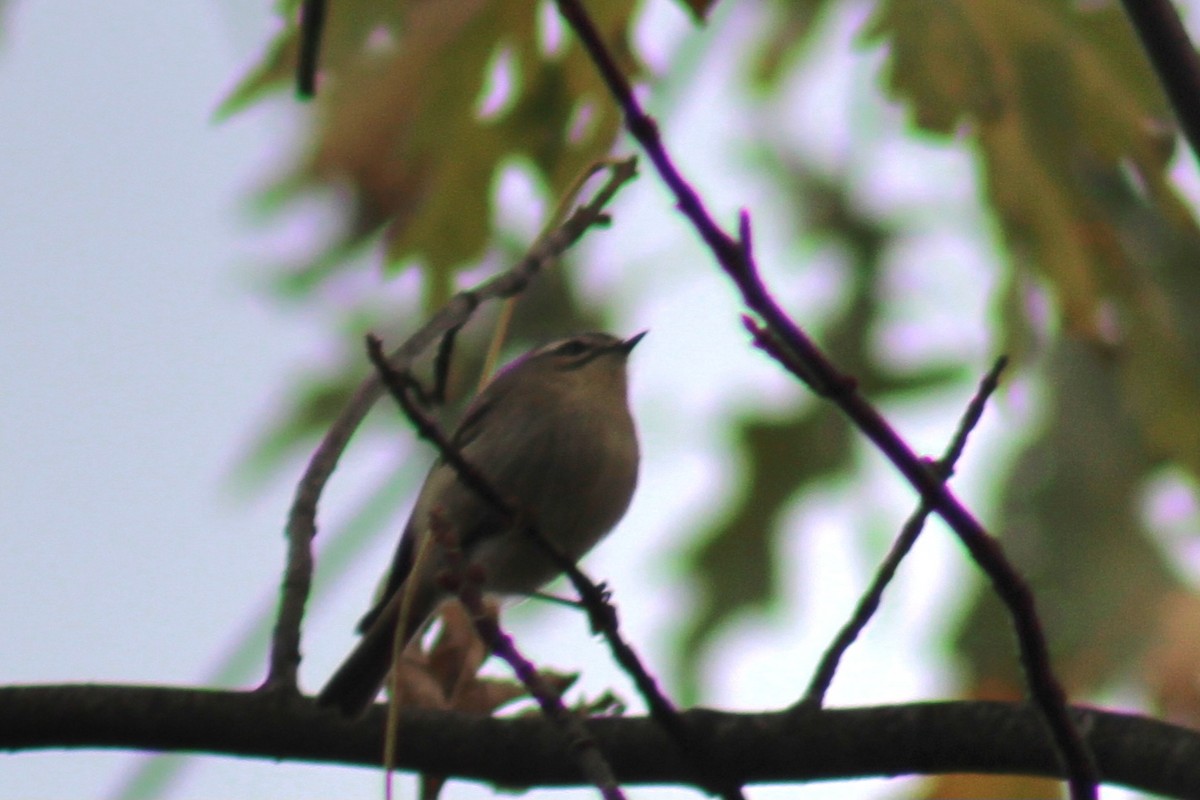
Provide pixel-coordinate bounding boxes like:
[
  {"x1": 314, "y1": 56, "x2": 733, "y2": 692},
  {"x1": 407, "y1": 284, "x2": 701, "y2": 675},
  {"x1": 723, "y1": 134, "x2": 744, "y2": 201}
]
[
  {"x1": 226, "y1": 0, "x2": 640, "y2": 296},
  {"x1": 387, "y1": 600, "x2": 579, "y2": 800},
  {"x1": 385, "y1": 599, "x2": 581, "y2": 715},
  {"x1": 923, "y1": 771, "x2": 1063, "y2": 799},
  {"x1": 1144, "y1": 591, "x2": 1200, "y2": 726}
]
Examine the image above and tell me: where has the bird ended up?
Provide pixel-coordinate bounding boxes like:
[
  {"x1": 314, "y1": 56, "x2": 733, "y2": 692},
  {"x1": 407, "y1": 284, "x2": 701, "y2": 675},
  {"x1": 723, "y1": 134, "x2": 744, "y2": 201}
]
[{"x1": 316, "y1": 331, "x2": 644, "y2": 717}]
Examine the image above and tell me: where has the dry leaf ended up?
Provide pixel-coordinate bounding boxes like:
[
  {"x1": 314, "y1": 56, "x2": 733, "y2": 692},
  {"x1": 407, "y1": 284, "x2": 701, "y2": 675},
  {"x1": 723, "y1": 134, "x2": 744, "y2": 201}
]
[{"x1": 1144, "y1": 590, "x2": 1200, "y2": 725}]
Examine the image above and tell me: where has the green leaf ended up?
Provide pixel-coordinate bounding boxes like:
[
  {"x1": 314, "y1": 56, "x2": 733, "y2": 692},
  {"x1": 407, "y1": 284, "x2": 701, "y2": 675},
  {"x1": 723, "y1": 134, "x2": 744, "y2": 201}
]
[
  {"x1": 750, "y1": 0, "x2": 838, "y2": 86},
  {"x1": 865, "y1": 0, "x2": 1175, "y2": 337},
  {"x1": 956, "y1": 340, "x2": 1181, "y2": 691}
]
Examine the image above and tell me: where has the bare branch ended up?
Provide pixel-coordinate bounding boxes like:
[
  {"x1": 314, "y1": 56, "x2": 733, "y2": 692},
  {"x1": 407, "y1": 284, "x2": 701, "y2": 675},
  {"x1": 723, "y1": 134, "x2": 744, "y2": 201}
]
[
  {"x1": 801, "y1": 356, "x2": 1008, "y2": 707},
  {"x1": 2, "y1": 685, "x2": 1198, "y2": 797}
]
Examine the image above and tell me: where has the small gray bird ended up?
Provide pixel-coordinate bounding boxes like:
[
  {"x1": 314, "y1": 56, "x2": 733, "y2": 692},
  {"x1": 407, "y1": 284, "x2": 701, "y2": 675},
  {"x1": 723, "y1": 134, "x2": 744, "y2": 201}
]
[{"x1": 317, "y1": 331, "x2": 644, "y2": 716}]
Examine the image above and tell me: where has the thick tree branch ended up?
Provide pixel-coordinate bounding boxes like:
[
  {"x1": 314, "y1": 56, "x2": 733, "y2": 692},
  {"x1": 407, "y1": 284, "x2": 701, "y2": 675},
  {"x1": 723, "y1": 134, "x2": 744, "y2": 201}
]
[
  {"x1": 1, "y1": 685, "x2": 1197, "y2": 797},
  {"x1": 265, "y1": 158, "x2": 637, "y2": 693},
  {"x1": 553, "y1": 1, "x2": 1096, "y2": 795}
]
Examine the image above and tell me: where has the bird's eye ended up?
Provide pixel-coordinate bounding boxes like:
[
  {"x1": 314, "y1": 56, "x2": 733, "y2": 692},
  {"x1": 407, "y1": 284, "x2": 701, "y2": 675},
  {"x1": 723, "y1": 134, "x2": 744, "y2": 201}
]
[{"x1": 554, "y1": 339, "x2": 590, "y2": 357}]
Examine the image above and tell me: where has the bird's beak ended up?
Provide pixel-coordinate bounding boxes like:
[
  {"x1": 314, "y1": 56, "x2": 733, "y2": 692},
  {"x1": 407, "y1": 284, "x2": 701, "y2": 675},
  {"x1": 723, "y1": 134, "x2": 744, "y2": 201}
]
[{"x1": 619, "y1": 330, "x2": 648, "y2": 354}]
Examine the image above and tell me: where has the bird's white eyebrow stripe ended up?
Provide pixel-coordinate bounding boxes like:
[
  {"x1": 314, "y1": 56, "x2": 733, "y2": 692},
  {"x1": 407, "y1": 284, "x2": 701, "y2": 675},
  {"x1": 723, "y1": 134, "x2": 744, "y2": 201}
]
[
  {"x1": 558, "y1": 345, "x2": 613, "y2": 370},
  {"x1": 540, "y1": 335, "x2": 617, "y2": 370}
]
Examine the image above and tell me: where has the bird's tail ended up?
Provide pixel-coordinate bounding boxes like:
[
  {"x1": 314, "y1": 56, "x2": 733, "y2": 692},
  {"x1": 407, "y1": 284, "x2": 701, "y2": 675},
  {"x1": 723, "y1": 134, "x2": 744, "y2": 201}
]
[{"x1": 316, "y1": 585, "x2": 437, "y2": 718}]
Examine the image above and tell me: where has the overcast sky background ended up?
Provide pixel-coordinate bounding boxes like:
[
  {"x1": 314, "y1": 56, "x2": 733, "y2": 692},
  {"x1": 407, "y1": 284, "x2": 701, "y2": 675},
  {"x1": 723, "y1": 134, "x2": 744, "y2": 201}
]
[{"x1": 4, "y1": 1, "x2": 1193, "y2": 798}]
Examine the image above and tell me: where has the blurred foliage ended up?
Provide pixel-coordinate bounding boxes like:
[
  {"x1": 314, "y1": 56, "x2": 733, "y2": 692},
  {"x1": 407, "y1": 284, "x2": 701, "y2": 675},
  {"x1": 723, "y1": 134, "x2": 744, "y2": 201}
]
[
  {"x1": 234, "y1": 236, "x2": 605, "y2": 486},
  {"x1": 860, "y1": 0, "x2": 1200, "y2": 742},
  {"x1": 750, "y1": 0, "x2": 840, "y2": 85},
  {"x1": 225, "y1": 0, "x2": 1200, "y2": 788},
  {"x1": 223, "y1": 0, "x2": 640, "y2": 485},
  {"x1": 956, "y1": 339, "x2": 1178, "y2": 690},
  {"x1": 676, "y1": 0, "x2": 720, "y2": 24},
  {"x1": 222, "y1": 0, "x2": 640, "y2": 305},
  {"x1": 865, "y1": 0, "x2": 1200, "y2": 481}
]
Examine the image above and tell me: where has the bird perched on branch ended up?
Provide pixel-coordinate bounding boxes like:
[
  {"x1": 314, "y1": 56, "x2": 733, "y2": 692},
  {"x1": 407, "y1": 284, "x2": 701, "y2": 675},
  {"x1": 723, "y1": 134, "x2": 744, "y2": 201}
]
[{"x1": 317, "y1": 331, "x2": 644, "y2": 717}]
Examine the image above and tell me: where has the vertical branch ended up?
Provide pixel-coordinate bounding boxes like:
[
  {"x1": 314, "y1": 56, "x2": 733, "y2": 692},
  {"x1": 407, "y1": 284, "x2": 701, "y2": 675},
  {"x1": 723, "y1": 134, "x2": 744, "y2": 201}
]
[
  {"x1": 431, "y1": 324, "x2": 462, "y2": 405},
  {"x1": 296, "y1": 0, "x2": 326, "y2": 98}
]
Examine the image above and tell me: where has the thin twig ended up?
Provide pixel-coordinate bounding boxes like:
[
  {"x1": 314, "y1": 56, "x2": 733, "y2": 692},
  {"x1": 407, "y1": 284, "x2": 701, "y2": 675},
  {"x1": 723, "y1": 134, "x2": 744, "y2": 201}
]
[
  {"x1": 800, "y1": 356, "x2": 1008, "y2": 708},
  {"x1": 296, "y1": 0, "x2": 326, "y2": 98},
  {"x1": 431, "y1": 325, "x2": 461, "y2": 405},
  {"x1": 364, "y1": 336, "x2": 514, "y2": 514},
  {"x1": 262, "y1": 157, "x2": 637, "y2": 694},
  {"x1": 551, "y1": 1, "x2": 1097, "y2": 796},
  {"x1": 1118, "y1": 0, "x2": 1200, "y2": 167}
]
